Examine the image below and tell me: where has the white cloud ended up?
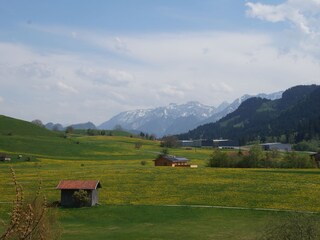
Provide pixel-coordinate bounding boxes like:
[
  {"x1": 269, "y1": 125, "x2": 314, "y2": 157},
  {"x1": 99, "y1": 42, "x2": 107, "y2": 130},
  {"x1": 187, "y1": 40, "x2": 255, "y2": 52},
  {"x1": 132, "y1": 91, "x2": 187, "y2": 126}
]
[
  {"x1": 246, "y1": 0, "x2": 320, "y2": 35},
  {"x1": 246, "y1": 0, "x2": 320, "y2": 61},
  {"x1": 57, "y1": 81, "x2": 78, "y2": 94},
  {"x1": 160, "y1": 86, "x2": 185, "y2": 98},
  {"x1": 76, "y1": 67, "x2": 133, "y2": 86},
  {"x1": 211, "y1": 82, "x2": 234, "y2": 94},
  {"x1": 246, "y1": 2, "x2": 287, "y2": 23},
  {"x1": 1, "y1": 20, "x2": 320, "y2": 125},
  {"x1": 113, "y1": 37, "x2": 130, "y2": 53}
]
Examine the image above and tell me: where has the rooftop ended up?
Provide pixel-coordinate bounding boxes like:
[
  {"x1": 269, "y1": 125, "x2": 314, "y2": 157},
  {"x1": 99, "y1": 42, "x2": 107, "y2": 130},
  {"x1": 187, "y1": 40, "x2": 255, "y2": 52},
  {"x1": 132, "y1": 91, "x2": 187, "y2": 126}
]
[
  {"x1": 260, "y1": 142, "x2": 290, "y2": 146},
  {"x1": 56, "y1": 180, "x2": 101, "y2": 190},
  {"x1": 163, "y1": 155, "x2": 189, "y2": 162}
]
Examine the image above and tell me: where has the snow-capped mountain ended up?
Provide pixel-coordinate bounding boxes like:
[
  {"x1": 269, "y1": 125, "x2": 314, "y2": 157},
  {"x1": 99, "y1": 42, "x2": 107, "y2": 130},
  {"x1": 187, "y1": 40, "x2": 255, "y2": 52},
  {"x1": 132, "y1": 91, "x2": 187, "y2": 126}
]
[
  {"x1": 99, "y1": 91, "x2": 283, "y2": 137},
  {"x1": 99, "y1": 101, "x2": 216, "y2": 137},
  {"x1": 200, "y1": 91, "x2": 283, "y2": 125}
]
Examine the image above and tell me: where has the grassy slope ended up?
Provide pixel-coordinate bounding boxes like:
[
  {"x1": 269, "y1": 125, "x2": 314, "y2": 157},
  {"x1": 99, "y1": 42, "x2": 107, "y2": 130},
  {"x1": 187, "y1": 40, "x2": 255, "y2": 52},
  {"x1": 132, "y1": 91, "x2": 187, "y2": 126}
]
[
  {"x1": 0, "y1": 115, "x2": 158, "y2": 160},
  {"x1": 0, "y1": 115, "x2": 57, "y2": 137}
]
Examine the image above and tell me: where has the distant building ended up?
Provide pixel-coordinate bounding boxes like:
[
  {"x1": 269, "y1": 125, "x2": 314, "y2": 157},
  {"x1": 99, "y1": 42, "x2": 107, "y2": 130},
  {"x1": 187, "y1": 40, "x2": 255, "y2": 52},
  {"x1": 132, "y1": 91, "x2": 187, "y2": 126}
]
[
  {"x1": 260, "y1": 143, "x2": 292, "y2": 151},
  {"x1": 179, "y1": 139, "x2": 238, "y2": 148},
  {"x1": 154, "y1": 155, "x2": 190, "y2": 167},
  {"x1": 56, "y1": 180, "x2": 102, "y2": 207},
  {"x1": 179, "y1": 140, "x2": 202, "y2": 148},
  {"x1": 213, "y1": 139, "x2": 238, "y2": 149},
  {"x1": 0, "y1": 153, "x2": 11, "y2": 161}
]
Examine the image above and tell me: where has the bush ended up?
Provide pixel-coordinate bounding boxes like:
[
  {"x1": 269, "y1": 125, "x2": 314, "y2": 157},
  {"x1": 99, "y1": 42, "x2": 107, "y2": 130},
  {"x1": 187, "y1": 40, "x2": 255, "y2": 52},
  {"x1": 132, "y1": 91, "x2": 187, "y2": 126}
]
[
  {"x1": 294, "y1": 140, "x2": 320, "y2": 152},
  {"x1": 207, "y1": 147, "x2": 314, "y2": 169},
  {"x1": 207, "y1": 149, "x2": 229, "y2": 167},
  {"x1": 72, "y1": 190, "x2": 90, "y2": 207},
  {"x1": 140, "y1": 160, "x2": 147, "y2": 166},
  {"x1": 280, "y1": 152, "x2": 315, "y2": 168},
  {"x1": 259, "y1": 213, "x2": 320, "y2": 240},
  {"x1": 134, "y1": 142, "x2": 142, "y2": 149}
]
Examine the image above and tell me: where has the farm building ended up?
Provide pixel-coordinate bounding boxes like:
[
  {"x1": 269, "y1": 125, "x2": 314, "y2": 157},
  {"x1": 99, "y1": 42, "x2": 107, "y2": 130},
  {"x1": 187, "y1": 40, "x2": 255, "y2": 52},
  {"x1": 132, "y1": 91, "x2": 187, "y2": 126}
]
[
  {"x1": 260, "y1": 143, "x2": 292, "y2": 151},
  {"x1": 154, "y1": 155, "x2": 190, "y2": 167},
  {"x1": 213, "y1": 139, "x2": 238, "y2": 149},
  {"x1": 179, "y1": 139, "x2": 237, "y2": 148},
  {"x1": 310, "y1": 153, "x2": 320, "y2": 168},
  {"x1": 56, "y1": 180, "x2": 102, "y2": 207},
  {"x1": 179, "y1": 140, "x2": 202, "y2": 148},
  {"x1": 0, "y1": 153, "x2": 11, "y2": 161}
]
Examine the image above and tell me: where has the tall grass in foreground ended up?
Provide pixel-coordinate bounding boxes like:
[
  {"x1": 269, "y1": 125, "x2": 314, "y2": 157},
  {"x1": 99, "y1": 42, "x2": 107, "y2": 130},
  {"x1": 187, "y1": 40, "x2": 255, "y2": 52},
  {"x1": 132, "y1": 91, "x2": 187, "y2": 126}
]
[{"x1": 0, "y1": 168, "x2": 61, "y2": 240}]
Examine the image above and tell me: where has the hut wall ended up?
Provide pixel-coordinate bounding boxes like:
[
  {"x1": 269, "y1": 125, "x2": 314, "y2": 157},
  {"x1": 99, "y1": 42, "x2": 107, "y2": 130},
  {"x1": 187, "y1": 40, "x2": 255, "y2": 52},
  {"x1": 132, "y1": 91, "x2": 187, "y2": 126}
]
[
  {"x1": 154, "y1": 157, "x2": 172, "y2": 166},
  {"x1": 91, "y1": 189, "x2": 99, "y2": 206},
  {"x1": 61, "y1": 190, "x2": 76, "y2": 207}
]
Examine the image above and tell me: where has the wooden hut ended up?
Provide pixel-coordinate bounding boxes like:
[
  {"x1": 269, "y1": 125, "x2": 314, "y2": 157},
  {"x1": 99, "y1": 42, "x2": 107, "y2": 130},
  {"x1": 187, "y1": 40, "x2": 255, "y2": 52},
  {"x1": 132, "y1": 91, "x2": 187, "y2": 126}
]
[
  {"x1": 56, "y1": 180, "x2": 101, "y2": 207},
  {"x1": 154, "y1": 155, "x2": 189, "y2": 167}
]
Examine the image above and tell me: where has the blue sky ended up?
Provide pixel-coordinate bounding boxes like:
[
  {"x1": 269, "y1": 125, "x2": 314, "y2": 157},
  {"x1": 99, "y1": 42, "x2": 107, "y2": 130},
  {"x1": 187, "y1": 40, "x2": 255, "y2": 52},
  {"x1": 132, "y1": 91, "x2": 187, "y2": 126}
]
[{"x1": 0, "y1": 0, "x2": 319, "y2": 125}]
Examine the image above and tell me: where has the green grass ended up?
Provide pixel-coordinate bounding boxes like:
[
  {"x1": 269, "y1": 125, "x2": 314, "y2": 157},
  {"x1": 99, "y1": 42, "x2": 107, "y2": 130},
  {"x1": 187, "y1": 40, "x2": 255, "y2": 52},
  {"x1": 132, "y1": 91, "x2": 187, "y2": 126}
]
[
  {"x1": 1, "y1": 158, "x2": 320, "y2": 212},
  {"x1": 0, "y1": 115, "x2": 58, "y2": 137},
  {"x1": 1, "y1": 115, "x2": 320, "y2": 239},
  {"x1": 0, "y1": 115, "x2": 154, "y2": 160},
  {"x1": 1, "y1": 203, "x2": 312, "y2": 240},
  {"x1": 59, "y1": 205, "x2": 294, "y2": 240}
]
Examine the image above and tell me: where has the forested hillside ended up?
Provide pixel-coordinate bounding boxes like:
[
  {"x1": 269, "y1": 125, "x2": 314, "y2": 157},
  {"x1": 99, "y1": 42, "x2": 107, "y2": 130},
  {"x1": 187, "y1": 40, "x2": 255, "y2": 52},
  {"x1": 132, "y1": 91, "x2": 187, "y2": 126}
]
[{"x1": 178, "y1": 85, "x2": 320, "y2": 145}]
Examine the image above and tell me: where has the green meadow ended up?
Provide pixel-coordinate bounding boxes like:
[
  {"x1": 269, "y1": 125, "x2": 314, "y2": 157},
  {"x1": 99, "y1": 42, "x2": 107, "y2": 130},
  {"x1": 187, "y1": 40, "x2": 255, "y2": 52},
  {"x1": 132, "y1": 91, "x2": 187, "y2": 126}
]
[{"x1": 1, "y1": 115, "x2": 320, "y2": 239}]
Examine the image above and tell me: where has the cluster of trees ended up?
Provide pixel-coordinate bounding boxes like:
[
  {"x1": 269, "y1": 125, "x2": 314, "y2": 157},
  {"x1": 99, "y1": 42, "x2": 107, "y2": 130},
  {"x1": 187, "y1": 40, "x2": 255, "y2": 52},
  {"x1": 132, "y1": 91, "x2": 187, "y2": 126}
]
[
  {"x1": 160, "y1": 136, "x2": 179, "y2": 148},
  {"x1": 208, "y1": 145, "x2": 315, "y2": 168},
  {"x1": 31, "y1": 119, "x2": 45, "y2": 128},
  {"x1": 139, "y1": 132, "x2": 156, "y2": 140},
  {"x1": 64, "y1": 127, "x2": 113, "y2": 136},
  {"x1": 86, "y1": 129, "x2": 113, "y2": 136},
  {"x1": 293, "y1": 140, "x2": 320, "y2": 152}
]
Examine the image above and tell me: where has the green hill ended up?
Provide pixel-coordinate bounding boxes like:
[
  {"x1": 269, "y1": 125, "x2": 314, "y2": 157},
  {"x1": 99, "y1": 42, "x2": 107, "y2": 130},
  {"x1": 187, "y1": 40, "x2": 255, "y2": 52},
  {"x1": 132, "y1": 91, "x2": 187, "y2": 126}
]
[
  {"x1": 0, "y1": 115, "x2": 58, "y2": 137},
  {"x1": 0, "y1": 115, "x2": 160, "y2": 160},
  {"x1": 178, "y1": 85, "x2": 320, "y2": 144}
]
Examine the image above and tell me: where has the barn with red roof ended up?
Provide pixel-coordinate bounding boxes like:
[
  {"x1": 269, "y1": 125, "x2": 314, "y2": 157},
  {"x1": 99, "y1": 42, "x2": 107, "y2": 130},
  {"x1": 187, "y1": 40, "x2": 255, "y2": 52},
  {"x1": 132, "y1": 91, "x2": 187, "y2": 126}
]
[{"x1": 56, "y1": 180, "x2": 102, "y2": 207}]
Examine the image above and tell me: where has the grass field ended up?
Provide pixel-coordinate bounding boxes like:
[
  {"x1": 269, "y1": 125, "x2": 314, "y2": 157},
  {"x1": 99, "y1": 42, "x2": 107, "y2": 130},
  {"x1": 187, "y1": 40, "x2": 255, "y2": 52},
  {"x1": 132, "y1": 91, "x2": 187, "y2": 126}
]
[
  {"x1": 59, "y1": 205, "x2": 290, "y2": 240},
  {"x1": 1, "y1": 157, "x2": 320, "y2": 213},
  {"x1": 0, "y1": 203, "x2": 305, "y2": 240},
  {"x1": 1, "y1": 115, "x2": 320, "y2": 239}
]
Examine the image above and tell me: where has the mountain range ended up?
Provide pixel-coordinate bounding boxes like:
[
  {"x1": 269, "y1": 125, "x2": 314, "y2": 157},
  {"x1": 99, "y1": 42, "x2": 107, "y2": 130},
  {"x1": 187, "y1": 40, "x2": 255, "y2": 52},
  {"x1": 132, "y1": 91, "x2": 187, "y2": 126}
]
[
  {"x1": 178, "y1": 84, "x2": 320, "y2": 144},
  {"x1": 98, "y1": 91, "x2": 283, "y2": 137}
]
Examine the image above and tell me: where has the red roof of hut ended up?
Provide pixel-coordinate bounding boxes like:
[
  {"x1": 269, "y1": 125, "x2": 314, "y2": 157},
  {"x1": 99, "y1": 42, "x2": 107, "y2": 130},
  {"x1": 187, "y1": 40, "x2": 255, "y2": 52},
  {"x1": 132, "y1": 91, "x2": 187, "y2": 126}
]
[{"x1": 56, "y1": 180, "x2": 101, "y2": 190}]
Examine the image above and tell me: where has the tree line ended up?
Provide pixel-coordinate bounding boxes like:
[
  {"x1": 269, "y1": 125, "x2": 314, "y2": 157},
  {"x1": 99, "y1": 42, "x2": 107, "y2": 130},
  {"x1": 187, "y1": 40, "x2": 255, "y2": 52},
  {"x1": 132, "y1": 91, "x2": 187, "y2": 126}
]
[{"x1": 208, "y1": 145, "x2": 315, "y2": 169}]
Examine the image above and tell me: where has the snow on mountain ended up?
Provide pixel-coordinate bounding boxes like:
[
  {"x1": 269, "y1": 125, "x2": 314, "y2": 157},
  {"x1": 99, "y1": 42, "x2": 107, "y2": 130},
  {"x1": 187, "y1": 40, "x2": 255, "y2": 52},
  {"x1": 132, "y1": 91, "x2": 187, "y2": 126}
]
[
  {"x1": 99, "y1": 91, "x2": 284, "y2": 137},
  {"x1": 99, "y1": 101, "x2": 216, "y2": 137},
  {"x1": 201, "y1": 91, "x2": 283, "y2": 125}
]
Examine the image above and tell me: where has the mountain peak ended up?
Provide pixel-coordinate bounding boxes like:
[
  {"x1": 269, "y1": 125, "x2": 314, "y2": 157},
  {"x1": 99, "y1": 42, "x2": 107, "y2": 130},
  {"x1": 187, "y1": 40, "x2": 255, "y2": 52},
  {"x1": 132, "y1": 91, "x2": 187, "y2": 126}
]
[
  {"x1": 99, "y1": 101, "x2": 217, "y2": 136},
  {"x1": 99, "y1": 90, "x2": 284, "y2": 137},
  {"x1": 178, "y1": 84, "x2": 320, "y2": 144}
]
